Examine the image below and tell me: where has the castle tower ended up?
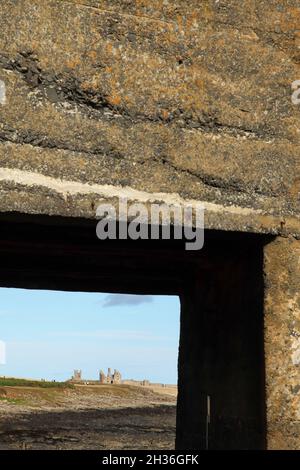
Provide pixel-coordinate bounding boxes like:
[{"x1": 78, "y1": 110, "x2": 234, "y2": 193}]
[
  {"x1": 72, "y1": 369, "x2": 82, "y2": 381},
  {"x1": 99, "y1": 369, "x2": 106, "y2": 384},
  {"x1": 113, "y1": 369, "x2": 122, "y2": 384}
]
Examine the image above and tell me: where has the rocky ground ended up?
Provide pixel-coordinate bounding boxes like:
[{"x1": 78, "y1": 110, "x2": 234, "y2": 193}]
[{"x1": 0, "y1": 384, "x2": 177, "y2": 450}]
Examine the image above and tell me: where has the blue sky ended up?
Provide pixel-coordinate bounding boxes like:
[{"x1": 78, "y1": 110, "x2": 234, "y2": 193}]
[{"x1": 0, "y1": 288, "x2": 180, "y2": 384}]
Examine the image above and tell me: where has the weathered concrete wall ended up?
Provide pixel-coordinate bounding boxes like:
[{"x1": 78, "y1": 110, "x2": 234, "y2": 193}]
[
  {"x1": 0, "y1": 0, "x2": 299, "y2": 235},
  {"x1": 0, "y1": 0, "x2": 299, "y2": 450},
  {"x1": 176, "y1": 238, "x2": 265, "y2": 449},
  {"x1": 264, "y1": 236, "x2": 300, "y2": 449}
]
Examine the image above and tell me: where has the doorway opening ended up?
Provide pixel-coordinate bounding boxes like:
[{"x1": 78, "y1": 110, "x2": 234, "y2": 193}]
[
  {"x1": 0, "y1": 213, "x2": 268, "y2": 449},
  {"x1": 0, "y1": 288, "x2": 180, "y2": 450}
]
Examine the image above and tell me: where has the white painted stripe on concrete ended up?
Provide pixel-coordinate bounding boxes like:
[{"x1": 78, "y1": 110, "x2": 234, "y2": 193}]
[{"x1": 0, "y1": 80, "x2": 6, "y2": 105}]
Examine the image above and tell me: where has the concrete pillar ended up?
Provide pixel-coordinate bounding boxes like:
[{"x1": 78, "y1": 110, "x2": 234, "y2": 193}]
[
  {"x1": 264, "y1": 236, "x2": 300, "y2": 449},
  {"x1": 176, "y1": 244, "x2": 265, "y2": 449}
]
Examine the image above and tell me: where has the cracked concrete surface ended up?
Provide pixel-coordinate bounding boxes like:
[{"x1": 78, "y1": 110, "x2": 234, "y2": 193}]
[
  {"x1": 264, "y1": 237, "x2": 300, "y2": 449},
  {"x1": 0, "y1": 0, "x2": 299, "y2": 235},
  {"x1": 0, "y1": 0, "x2": 299, "y2": 450}
]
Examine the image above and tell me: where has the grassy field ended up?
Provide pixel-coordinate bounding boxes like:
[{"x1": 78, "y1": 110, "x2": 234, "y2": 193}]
[
  {"x1": 0, "y1": 377, "x2": 73, "y2": 389},
  {"x1": 0, "y1": 381, "x2": 176, "y2": 409},
  {"x1": 0, "y1": 383, "x2": 177, "y2": 449}
]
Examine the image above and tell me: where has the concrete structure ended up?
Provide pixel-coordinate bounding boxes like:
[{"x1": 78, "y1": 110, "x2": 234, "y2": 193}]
[{"x1": 0, "y1": 0, "x2": 299, "y2": 449}]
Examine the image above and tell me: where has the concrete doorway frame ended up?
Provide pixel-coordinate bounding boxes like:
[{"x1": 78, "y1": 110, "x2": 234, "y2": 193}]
[{"x1": 0, "y1": 213, "x2": 268, "y2": 449}]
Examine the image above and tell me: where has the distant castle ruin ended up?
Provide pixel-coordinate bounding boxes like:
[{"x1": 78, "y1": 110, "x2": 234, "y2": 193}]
[
  {"x1": 72, "y1": 369, "x2": 82, "y2": 382},
  {"x1": 70, "y1": 368, "x2": 122, "y2": 384},
  {"x1": 69, "y1": 369, "x2": 176, "y2": 390},
  {"x1": 99, "y1": 368, "x2": 122, "y2": 384}
]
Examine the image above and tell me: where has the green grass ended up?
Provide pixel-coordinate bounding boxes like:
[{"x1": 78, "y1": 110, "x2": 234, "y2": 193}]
[
  {"x1": 0, "y1": 396, "x2": 26, "y2": 405},
  {"x1": 0, "y1": 377, "x2": 74, "y2": 389}
]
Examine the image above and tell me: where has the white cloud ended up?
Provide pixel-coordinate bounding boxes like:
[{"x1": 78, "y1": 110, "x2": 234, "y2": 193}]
[{"x1": 102, "y1": 294, "x2": 153, "y2": 308}]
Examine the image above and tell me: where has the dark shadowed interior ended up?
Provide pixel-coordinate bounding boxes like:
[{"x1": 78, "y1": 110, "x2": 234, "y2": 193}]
[{"x1": 0, "y1": 213, "x2": 269, "y2": 449}]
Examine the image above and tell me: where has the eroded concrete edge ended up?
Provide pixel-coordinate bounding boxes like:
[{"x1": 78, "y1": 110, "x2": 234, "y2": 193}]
[
  {"x1": 0, "y1": 166, "x2": 299, "y2": 237},
  {"x1": 264, "y1": 236, "x2": 300, "y2": 449}
]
